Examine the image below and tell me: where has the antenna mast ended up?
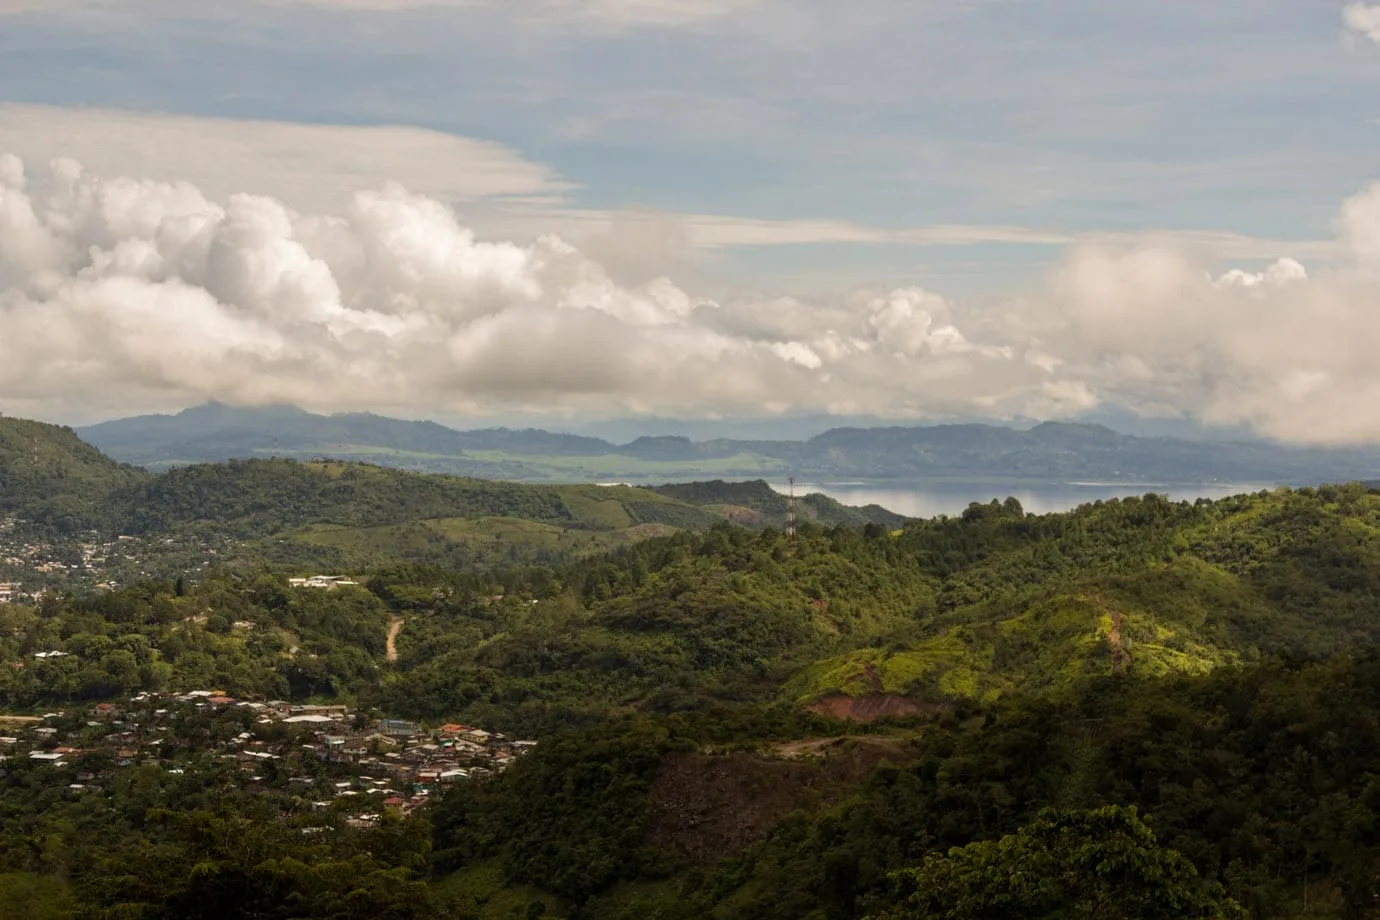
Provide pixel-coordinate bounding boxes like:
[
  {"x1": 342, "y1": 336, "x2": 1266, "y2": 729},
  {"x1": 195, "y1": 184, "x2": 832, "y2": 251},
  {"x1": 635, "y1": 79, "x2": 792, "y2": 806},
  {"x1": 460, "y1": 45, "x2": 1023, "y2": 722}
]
[{"x1": 786, "y1": 476, "x2": 797, "y2": 544}]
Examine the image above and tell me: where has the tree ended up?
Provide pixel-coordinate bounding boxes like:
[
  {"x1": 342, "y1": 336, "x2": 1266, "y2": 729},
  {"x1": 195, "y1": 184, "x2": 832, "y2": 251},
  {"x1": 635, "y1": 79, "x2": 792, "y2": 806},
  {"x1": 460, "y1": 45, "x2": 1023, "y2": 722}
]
[
  {"x1": 871, "y1": 806, "x2": 1245, "y2": 920},
  {"x1": 0, "y1": 872, "x2": 76, "y2": 920}
]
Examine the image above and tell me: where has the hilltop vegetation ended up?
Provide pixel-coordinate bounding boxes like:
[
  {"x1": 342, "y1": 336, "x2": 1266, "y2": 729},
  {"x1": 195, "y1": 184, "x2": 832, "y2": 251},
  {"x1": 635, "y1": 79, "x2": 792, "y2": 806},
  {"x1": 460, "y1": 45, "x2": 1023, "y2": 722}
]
[
  {"x1": 0, "y1": 416, "x2": 149, "y2": 531},
  {"x1": 648, "y1": 479, "x2": 904, "y2": 530},
  {"x1": 0, "y1": 417, "x2": 893, "y2": 576},
  {"x1": 7, "y1": 481, "x2": 1380, "y2": 734}
]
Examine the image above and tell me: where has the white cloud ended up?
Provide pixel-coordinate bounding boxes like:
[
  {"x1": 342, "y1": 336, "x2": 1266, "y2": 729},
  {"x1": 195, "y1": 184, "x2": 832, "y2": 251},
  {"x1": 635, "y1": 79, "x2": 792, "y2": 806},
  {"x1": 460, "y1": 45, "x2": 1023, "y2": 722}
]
[
  {"x1": 1213, "y1": 257, "x2": 1308, "y2": 290},
  {"x1": 0, "y1": 152, "x2": 1057, "y2": 425},
  {"x1": 0, "y1": 105, "x2": 569, "y2": 214},
  {"x1": 7, "y1": 152, "x2": 1380, "y2": 443},
  {"x1": 1345, "y1": 2, "x2": 1380, "y2": 42},
  {"x1": 1, "y1": 106, "x2": 1339, "y2": 272},
  {"x1": 483, "y1": 208, "x2": 1079, "y2": 252}
]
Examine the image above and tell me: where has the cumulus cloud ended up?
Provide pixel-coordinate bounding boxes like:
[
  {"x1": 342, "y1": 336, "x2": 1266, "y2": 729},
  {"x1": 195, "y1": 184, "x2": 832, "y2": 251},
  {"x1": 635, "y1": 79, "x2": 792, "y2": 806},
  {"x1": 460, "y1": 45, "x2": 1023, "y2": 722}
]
[
  {"x1": 0, "y1": 152, "x2": 1063, "y2": 424},
  {"x1": 1214, "y1": 258, "x2": 1307, "y2": 290},
  {"x1": 6, "y1": 151, "x2": 1380, "y2": 443},
  {"x1": 1345, "y1": 2, "x2": 1380, "y2": 42}
]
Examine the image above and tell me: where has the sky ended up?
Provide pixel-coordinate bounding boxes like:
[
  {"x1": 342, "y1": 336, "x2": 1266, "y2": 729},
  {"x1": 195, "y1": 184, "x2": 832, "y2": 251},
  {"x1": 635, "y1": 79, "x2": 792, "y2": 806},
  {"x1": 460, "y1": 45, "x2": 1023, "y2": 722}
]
[{"x1": 4, "y1": 1, "x2": 1380, "y2": 441}]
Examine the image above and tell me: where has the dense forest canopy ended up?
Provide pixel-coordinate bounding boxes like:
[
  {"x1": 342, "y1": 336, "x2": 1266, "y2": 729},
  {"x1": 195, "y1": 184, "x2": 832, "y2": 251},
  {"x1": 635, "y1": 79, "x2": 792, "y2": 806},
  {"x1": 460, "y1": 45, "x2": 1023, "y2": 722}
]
[{"x1": 4, "y1": 416, "x2": 1380, "y2": 918}]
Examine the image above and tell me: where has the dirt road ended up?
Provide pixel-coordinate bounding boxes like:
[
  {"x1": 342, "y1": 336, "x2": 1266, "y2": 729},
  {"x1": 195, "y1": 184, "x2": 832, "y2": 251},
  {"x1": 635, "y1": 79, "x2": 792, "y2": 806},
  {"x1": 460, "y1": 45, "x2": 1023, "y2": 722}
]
[{"x1": 386, "y1": 616, "x2": 404, "y2": 663}]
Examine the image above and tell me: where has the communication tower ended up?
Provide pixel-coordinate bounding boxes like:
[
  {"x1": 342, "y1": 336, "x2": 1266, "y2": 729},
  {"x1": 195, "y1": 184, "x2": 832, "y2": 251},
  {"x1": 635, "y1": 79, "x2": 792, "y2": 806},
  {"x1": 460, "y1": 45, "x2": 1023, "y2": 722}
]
[{"x1": 786, "y1": 476, "x2": 797, "y2": 543}]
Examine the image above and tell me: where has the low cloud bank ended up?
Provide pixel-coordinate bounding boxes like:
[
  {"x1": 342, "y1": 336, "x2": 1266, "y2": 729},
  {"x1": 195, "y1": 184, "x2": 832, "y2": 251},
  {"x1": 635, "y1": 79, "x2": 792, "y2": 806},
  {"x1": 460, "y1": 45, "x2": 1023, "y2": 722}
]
[{"x1": 3, "y1": 152, "x2": 1379, "y2": 443}]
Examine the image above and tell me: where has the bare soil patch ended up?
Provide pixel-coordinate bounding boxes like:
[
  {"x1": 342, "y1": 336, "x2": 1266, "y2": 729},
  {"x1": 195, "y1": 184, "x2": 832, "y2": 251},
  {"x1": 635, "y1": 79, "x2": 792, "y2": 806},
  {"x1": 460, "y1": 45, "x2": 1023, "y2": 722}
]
[
  {"x1": 646, "y1": 737, "x2": 922, "y2": 862},
  {"x1": 807, "y1": 693, "x2": 937, "y2": 723}
]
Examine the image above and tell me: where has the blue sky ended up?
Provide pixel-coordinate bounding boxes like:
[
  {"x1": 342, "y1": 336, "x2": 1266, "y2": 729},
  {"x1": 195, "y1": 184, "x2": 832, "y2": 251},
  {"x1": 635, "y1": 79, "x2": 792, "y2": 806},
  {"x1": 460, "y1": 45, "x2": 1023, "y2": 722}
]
[
  {"x1": 3, "y1": 0, "x2": 1374, "y2": 293},
  {"x1": 5, "y1": 0, "x2": 1380, "y2": 440}
]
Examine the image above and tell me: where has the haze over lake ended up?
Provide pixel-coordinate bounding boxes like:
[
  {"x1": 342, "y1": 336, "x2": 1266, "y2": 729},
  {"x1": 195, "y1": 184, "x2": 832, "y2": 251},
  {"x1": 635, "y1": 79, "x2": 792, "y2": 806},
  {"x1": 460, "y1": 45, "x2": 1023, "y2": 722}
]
[{"x1": 773, "y1": 481, "x2": 1272, "y2": 519}]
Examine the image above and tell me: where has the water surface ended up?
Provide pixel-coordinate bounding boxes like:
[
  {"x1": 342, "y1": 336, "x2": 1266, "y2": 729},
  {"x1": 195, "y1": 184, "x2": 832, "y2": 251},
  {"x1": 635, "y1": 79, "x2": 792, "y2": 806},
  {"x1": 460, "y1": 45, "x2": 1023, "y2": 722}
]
[{"x1": 773, "y1": 480, "x2": 1272, "y2": 519}]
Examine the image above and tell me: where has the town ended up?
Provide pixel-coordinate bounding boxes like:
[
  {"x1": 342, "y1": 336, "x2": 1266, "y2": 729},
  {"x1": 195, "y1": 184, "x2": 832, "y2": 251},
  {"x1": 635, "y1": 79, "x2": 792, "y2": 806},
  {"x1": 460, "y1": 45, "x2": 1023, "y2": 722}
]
[
  {"x1": 0, "y1": 515, "x2": 237, "y2": 597},
  {"x1": 0, "y1": 692, "x2": 536, "y2": 825}
]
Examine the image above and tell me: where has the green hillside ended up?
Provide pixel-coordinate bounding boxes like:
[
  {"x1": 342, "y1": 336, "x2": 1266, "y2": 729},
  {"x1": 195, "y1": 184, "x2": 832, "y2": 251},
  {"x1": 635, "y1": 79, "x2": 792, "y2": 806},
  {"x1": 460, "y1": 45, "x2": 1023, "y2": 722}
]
[
  {"x1": 0, "y1": 416, "x2": 150, "y2": 531},
  {"x1": 104, "y1": 458, "x2": 712, "y2": 536},
  {"x1": 0, "y1": 425, "x2": 896, "y2": 577},
  {"x1": 5, "y1": 480, "x2": 1380, "y2": 917},
  {"x1": 648, "y1": 479, "x2": 905, "y2": 530},
  {"x1": 791, "y1": 484, "x2": 1380, "y2": 706}
]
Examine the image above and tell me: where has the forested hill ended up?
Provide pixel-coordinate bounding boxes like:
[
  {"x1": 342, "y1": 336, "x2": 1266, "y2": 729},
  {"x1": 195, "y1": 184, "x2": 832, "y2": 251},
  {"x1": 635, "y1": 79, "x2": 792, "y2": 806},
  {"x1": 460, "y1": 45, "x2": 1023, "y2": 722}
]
[
  {"x1": 6, "y1": 483, "x2": 1380, "y2": 916},
  {"x1": 349, "y1": 483, "x2": 1380, "y2": 734},
  {"x1": 77, "y1": 401, "x2": 1380, "y2": 483},
  {"x1": 77, "y1": 402, "x2": 538, "y2": 479},
  {"x1": 0, "y1": 416, "x2": 149, "y2": 528},
  {"x1": 17, "y1": 479, "x2": 1374, "y2": 731},
  {"x1": 0, "y1": 415, "x2": 897, "y2": 574},
  {"x1": 647, "y1": 479, "x2": 904, "y2": 530}
]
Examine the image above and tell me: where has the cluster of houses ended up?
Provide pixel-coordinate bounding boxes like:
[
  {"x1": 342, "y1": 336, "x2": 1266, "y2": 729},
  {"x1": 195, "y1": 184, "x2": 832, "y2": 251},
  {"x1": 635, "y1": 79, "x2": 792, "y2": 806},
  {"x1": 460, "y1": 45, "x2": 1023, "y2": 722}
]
[
  {"x1": 287, "y1": 575, "x2": 362, "y2": 590},
  {"x1": 0, "y1": 519, "x2": 232, "y2": 595},
  {"x1": 0, "y1": 692, "x2": 536, "y2": 819}
]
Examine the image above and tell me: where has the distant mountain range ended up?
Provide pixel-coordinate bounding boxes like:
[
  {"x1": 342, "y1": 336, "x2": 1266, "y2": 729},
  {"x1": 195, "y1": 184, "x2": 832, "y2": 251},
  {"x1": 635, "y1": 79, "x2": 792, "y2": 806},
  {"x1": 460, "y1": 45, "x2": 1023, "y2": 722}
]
[
  {"x1": 0, "y1": 415, "x2": 902, "y2": 580},
  {"x1": 74, "y1": 402, "x2": 1380, "y2": 485}
]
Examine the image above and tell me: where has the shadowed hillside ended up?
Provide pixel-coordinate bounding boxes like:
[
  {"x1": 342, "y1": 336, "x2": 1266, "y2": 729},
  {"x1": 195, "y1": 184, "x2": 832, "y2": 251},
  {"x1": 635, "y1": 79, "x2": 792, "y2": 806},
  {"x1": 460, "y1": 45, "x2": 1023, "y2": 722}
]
[{"x1": 0, "y1": 416, "x2": 150, "y2": 531}]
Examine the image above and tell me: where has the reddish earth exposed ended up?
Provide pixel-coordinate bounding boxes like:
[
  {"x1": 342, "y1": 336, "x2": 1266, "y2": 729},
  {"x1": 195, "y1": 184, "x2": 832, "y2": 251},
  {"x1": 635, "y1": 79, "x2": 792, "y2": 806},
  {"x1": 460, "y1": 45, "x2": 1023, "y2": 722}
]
[
  {"x1": 646, "y1": 738, "x2": 922, "y2": 861},
  {"x1": 716, "y1": 504, "x2": 762, "y2": 525},
  {"x1": 807, "y1": 693, "x2": 931, "y2": 723}
]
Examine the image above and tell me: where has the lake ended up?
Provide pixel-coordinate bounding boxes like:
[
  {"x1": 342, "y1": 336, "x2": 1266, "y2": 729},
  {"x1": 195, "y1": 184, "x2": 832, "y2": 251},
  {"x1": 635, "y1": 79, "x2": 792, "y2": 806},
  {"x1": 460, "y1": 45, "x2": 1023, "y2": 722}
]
[{"x1": 771, "y1": 480, "x2": 1273, "y2": 519}]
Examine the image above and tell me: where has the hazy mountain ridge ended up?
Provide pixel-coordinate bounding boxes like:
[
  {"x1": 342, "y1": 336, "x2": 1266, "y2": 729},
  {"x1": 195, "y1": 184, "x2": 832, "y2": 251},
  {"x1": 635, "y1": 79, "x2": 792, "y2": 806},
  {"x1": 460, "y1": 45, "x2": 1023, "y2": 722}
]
[
  {"x1": 0, "y1": 416, "x2": 896, "y2": 576},
  {"x1": 77, "y1": 403, "x2": 1380, "y2": 484}
]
